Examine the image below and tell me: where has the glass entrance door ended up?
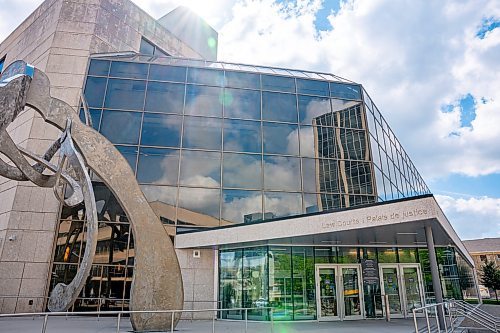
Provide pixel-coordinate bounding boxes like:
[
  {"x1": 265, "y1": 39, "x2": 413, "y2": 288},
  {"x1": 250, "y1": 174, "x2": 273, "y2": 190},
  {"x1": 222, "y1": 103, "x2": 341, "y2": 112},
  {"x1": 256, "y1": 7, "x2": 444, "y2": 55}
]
[
  {"x1": 315, "y1": 264, "x2": 364, "y2": 321},
  {"x1": 379, "y1": 264, "x2": 424, "y2": 319},
  {"x1": 316, "y1": 267, "x2": 338, "y2": 320}
]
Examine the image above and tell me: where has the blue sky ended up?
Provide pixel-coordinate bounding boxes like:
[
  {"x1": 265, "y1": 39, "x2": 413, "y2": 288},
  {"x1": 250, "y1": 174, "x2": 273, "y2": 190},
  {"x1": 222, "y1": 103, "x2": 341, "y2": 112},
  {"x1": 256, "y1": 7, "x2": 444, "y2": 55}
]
[{"x1": 0, "y1": 0, "x2": 499, "y2": 240}]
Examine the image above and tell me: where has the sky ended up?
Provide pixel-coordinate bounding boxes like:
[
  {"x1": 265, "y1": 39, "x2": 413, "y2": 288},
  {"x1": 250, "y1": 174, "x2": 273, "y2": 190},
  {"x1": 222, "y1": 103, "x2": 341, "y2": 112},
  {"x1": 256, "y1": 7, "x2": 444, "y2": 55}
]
[{"x1": 0, "y1": 0, "x2": 499, "y2": 240}]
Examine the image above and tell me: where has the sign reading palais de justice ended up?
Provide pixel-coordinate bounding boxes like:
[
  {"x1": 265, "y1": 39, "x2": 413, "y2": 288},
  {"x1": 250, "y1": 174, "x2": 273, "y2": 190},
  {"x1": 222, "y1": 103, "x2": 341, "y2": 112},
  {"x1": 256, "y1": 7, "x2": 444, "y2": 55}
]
[{"x1": 320, "y1": 205, "x2": 435, "y2": 231}]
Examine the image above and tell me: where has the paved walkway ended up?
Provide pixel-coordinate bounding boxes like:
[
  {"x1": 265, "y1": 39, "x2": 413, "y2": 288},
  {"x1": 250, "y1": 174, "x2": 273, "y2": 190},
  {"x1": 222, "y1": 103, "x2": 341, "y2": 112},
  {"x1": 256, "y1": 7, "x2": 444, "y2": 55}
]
[{"x1": 0, "y1": 316, "x2": 423, "y2": 333}]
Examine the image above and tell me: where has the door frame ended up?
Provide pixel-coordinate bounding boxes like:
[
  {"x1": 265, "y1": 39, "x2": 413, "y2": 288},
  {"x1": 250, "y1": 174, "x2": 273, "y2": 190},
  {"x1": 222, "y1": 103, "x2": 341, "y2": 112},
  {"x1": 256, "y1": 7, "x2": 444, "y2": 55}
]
[
  {"x1": 379, "y1": 263, "x2": 425, "y2": 319},
  {"x1": 315, "y1": 264, "x2": 364, "y2": 321}
]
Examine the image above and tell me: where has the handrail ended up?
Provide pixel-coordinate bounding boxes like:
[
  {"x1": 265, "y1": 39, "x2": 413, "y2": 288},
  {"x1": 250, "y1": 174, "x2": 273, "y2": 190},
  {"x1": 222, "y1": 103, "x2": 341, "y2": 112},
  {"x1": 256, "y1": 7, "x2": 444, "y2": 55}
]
[{"x1": 0, "y1": 306, "x2": 275, "y2": 333}]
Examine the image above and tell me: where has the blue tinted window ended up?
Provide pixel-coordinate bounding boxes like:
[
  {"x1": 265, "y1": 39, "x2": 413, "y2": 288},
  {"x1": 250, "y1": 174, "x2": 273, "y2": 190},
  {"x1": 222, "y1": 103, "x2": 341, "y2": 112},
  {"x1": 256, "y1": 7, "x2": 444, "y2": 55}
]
[
  {"x1": 88, "y1": 59, "x2": 110, "y2": 76},
  {"x1": 149, "y1": 65, "x2": 186, "y2": 82},
  {"x1": 145, "y1": 81, "x2": 184, "y2": 113},
  {"x1": 298, "y1": 95, "x2": 331, "y2": 125},
  {"x1": 100, "y1": 110, "x2": 141, "y2": 144},
  {"x1": 263, "y1": 155, "x2": 301, "y2": 191},
  {"x1": 262, "y1": 122, "x2": 299, "y2": 155},
  {"x1": 78, "y1": 108, "x2": 101, "y2": 131},
  {"x1": 140, "y1": 38, "x2": 155, "y2": 55},
  {"x1": 223, "y1": 119, "x2": 261, "y2": 153},
  {"x1": 180, "y1": 150, "x2": 221, "y2": 187},
  {"x1": 223, "y1": 153, "x2": 262, "y2": 189},
  {"x1": 296, "y1": 79, "x2": 329, "y2": 96},
  {"x1": 137, "y1": 148, "x2": 179, "y2": 185},
  {"x1": 264, "y1": 192, "x2": 302, "y2": 217},
  {"x1": 222, "y1": 189, "x2": 262, "y2": 223},
  {"x1": 141, "y1": 113, "x2": 182, "y2": 147},
  {"x1": 182, "y1": 116, "x2": 222, "y2": 150},
  {"x1": 110, "y1": 61, "x2": 148, "y2": 79},
  {"x1": 84, "y1": 77, "x2": 107, "y2": 108},
  {"x1": 187, "y1": 67, "x2": 224, "y2": 86},
  {"x1": 262, "y1": 74, "x2": 295, "y2": 93},
  {"x1": 225, "y1": 71, "x2": 260, "y2": 89},
  {"x1": 104, "y1": 79, "x2": 146, "y2": 110},
  {"x1": 330, "y1": 83, "x2": 361, "y2": 100},
  {"x1": 223, "y1": 88, "x2": 261, "y2": 120},
  {"x1": 262, "y1": 92, "x2": 297, "y2": 123},
  {"x1": 185, "y1": 85, "x2": 222, "y2": 117},
  {"x1": 116, "y1": 145, "x2": 138, "y2": 172},
  {"x1": 0, "y1": 57, "x2": 4, "y2": 73}
]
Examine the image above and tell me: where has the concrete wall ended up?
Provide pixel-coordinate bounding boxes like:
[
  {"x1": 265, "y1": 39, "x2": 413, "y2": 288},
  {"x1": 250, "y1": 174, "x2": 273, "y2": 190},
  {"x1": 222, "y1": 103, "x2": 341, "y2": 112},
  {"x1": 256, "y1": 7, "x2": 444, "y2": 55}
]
[
  {"x1": 0, "y1": 0, "x2": 205, "y2": 314},
  {"x1": 176, "y1": 249, "x2": 216, "y2": 320}
]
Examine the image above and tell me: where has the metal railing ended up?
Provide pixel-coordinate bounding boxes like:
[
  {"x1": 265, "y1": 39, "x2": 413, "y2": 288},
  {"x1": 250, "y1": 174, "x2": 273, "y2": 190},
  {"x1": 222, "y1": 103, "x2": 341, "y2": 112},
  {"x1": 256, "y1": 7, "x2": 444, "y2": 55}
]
[
  {"x1": 0, "y1": 306, "x2": 274, "y2": 333},
  {"x1": 412, "y1": 299, "x2": 500, "y2": 333}
]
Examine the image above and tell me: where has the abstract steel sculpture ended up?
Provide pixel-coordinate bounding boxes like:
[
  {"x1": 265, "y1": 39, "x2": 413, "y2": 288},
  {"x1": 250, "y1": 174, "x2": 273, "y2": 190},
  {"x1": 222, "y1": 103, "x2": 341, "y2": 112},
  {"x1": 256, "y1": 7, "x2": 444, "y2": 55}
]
[{"x1": 0, "y1": 61, "x2": 183, "y2": 331}]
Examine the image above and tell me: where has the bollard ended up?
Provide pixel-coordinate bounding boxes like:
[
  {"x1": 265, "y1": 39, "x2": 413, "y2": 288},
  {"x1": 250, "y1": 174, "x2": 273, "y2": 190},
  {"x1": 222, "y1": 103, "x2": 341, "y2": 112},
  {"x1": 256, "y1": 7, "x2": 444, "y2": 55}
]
[
  {"x1": 212, "y1": 310, "x2": 215, "y2": 333},
  {"x1": 245, "y1": 308, "x2": 248, "y2": 333},
  {"x1": 116, "y1": 313, "x2": 121, "y2": 333},
  {"x1": 41, "y1": 314, "x2": 48, "y2": 333},
  {"x1": 270, "y1": 308, "x2": 274, "y2": 333},
  {"x1": 383, "y1": 295, "x2": 390, "y2": 322},
  {"x1": 441, "y1": 303, "x2": 447, "y2": 332},
  {"x1": 171, "y1": 312, "x2": 175, "y2": 332},
  {"x1": 424, "y1": 308, "x2": 431, "y2": 333}
]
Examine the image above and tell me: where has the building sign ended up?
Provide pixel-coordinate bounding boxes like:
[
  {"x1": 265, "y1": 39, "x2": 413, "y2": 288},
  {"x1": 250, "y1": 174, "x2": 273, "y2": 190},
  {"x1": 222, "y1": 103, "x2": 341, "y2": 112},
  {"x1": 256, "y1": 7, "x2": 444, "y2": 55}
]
[{"x1": 361, "y1": 258, "x2": 379, "y2": 286}]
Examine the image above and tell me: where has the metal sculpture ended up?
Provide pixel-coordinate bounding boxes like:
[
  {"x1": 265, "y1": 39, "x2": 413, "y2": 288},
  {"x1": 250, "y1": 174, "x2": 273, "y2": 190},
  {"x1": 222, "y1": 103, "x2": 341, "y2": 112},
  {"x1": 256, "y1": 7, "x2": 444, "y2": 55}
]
[{"x1": 0, "y1": 61, "x2": 183, "y2": 331}]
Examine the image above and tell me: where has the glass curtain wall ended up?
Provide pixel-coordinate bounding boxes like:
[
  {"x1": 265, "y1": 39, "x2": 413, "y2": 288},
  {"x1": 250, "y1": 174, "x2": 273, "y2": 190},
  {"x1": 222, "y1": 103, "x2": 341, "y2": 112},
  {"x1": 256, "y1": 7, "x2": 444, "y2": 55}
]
[{"x1": 80, "y1": 57, "x2": 430, "y2": 231}]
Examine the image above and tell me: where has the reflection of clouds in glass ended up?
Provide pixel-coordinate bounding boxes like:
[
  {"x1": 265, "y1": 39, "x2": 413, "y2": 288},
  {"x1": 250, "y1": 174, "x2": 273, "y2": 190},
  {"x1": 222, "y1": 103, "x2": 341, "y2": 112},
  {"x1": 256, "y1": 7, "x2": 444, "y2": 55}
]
[
  {"x1": 299, "y1": 126, "x2": 315, "y2": 157},
  {"x1": 300, "y1": 97, "x2": 331, "y2": 125},
  {"x1": 178, "y1": 187, "x2": 220, "y2": 219},
  {"x1": 137, "y1": 148, "x2": 179, "y2": 185},
  {"x1": 331, "y1": 99, "x2": 358, "y2": 113},
  {"x1": 264, "y1": 192, "x2": 302, "y2": 218},
  {"x1": 184, "y1": 85, "x2": 222, "y2": 117},
  {"x1": 180, "y1": 150, "x2": 221, "y2": 187},
  {"x1": 222, "y1": 191, "x2": 262, "y2": 223},
  {"x1": 223, "y1": 89, "x2": 260, "y2": 120},
  {"x1": 223, "y1": 119, "x2": 261, "y2": 153},
  {"x1": 140, "y1": 185, "x2": 177, "y2": 206},
  {"x1": 264, "y1": 156, "x2": 301, "y2": 191},
  {"x1": 223, "y1": 153, "x2": 262, "y2": 189},
  {"x1": 182, "y1": 116, "x2": 222, "y2": 150},
  {"x1": 263, "y1": 123, "x2": 299, "y2": 155}
]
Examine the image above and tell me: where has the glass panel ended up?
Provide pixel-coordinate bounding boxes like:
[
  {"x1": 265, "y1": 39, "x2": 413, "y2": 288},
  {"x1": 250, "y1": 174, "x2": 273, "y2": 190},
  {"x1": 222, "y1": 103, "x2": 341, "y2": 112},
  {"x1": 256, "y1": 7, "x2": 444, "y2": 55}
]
[
  {"x1": 296, "y1": 78, "x2": 329, "y2": 96},
  {"x1": 219, "y1": 250, "x2": 243, "y2": 319},
  {"x1": 141, "y1": 184, "x2": 177, "y2": 208},
  {"x1": 223, "y1": 119, "x2": 261, "y2": 153},
  {"x1": 185, "y1": 85, "x2": 223, "y2": 117},
  {"x1": 304, "y1": 193, "x2": 342, "y2": 212},
  {"x1": 88, "y1": 59, "x2": 110, "y2": 76},
  {"x1": 149, "y1": 65, "x2": 186, "y2": 82},
  {"x1": 269, "y1": 246, "x2": 293, "y2": 320},
  {"x1": 187, "y1": 67, "x2": 224, "y2": 86},
  {"x1": 337, "y1": 248, "x2": 359, "y2": 263},
  {"x1": 182, "y1": 116, "x2": 222, "y2": 150},
  {"x1": 261, "y1": 74, "x2": 295, "y2": 93},
  {"x1": 137, "y1": 148, "x2": 179, "y2": 185},
  {"x1": 225, "y1": 71, "x2": 260, "y2": 90},
  {"x1": 221, "y1": 189, "x2": 262, "y2": 224},
  {"x1": 292, "y1": 247, "x2": 316, "y2": 319},
  {"x1": 263, "y1": 155, "x2": 300, "y2": 191},
  {"x1": 318, "y1": 268, "x2": 337, "y2": 317},
  {"x1": 243, "y1": 247, "x2": 269, "y2": 320},
  {"x1": 298, "y1": 95, "x2": 332, "y2": 125},
  {"x1": 110, "y1": 61, "x2": 148, "y2": 79},
  {"x1": 398, "y1": 248, "x2": 417, "y2": 263},
  {"x1": 179, "y1": 150, "x2": 221, "y2": 187},
  {"x1": 223, "y1": 88, "x2": 261, "y2": 120},
  {"x1": 264, "y1": 192, "x2": 302, "y2": 218},
  {"x1": 141, "y1": 113, "x2": 182, "y2": 147},
  {"x1": 403, "y1": 267, "x2": 423, "y2": 315},
  {"x1": 337, "y1": 129, "x2": 368, "y2": 160},
  {"x1": 342, "y1": 268, "x2": 361, "y2": 317},
  {"x1": 262, "y1": 92, "x2": 297, "y2": 123},
  {"x1": 79, "y1": 108, "x2": 101, "y2": 131},
  {"x1": 222, "y1": 153, "x2": 262, "y2": 189},
  {"x1": 262, "y1": 122, "x2": 299, "y2": 155},
  {"x1": 378, "y1": 248, "x2": 397, "y2": 263},
  {"x1": 330, "y1": 82, "x2": 361, "y2": 100},
  {"x1": 84, "y1": 77, "x2": 107, "y2": 108},
  {"x1": 145, "y1": 82, "x2": 184, "y2": 113},
  {"x1": 299, "y1": 125, "x2": 336, "y2": 158},
  {"x1": 115, "y1": 145, "x2": 138, "y2": 172},
  {"x1": 333, "y1": 101, "x2": 364, "y2": 129},
  {"x1": 177, "y1": 187, "x2": 221, "y2": 224},
  {"x1": 140, "y1": 38, "x2": 155, "y2": 55},
  {"x1": 382, "y1": 267, "x2": 402, "y2": 315},
  {"x1": 104, "y1": 79, "x2": 146, "y2": 110},
  {"x1": 100, "y1": 111, "x2": 141, "y2": 144},
  {"x1": 315, "y1": 247, "x2": 337, "y2": 264}
]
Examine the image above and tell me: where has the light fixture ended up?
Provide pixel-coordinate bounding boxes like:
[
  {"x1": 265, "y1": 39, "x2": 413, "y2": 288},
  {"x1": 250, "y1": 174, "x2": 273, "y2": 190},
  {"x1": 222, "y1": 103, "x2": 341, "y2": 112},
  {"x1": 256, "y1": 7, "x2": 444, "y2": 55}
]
[{"x1": 397, "y1": 232, "x2": 418, "y2": 235}]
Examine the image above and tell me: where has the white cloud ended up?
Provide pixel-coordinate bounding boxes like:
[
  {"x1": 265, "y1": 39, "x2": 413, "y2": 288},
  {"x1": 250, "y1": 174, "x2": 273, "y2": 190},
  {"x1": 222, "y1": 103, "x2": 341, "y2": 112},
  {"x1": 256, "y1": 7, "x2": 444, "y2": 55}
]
[{"x1": 436, "y1": 195, "x2": 500, "y2": 239}]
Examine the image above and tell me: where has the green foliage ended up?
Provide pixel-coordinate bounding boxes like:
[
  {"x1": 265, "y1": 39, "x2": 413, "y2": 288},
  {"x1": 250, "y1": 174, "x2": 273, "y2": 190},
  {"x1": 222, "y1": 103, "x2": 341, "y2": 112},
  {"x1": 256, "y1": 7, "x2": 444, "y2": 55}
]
[{"x1": 481, "y1": 260, "x2": 500, "y2": 301}]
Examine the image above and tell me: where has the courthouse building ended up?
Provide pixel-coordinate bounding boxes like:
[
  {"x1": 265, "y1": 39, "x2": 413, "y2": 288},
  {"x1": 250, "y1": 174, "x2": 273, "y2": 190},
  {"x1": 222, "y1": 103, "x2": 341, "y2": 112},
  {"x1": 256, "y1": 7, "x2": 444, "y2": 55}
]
[{"x1": 0, "y1": 0, "x2": 479, "y2": 322}]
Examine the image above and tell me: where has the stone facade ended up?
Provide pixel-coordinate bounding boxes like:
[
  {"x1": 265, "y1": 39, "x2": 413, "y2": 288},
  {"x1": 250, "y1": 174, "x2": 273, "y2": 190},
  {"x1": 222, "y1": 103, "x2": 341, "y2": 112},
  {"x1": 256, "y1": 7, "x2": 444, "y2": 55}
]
[{"x1": 0, "y1": 0, "x2": 206, "y2": 314}]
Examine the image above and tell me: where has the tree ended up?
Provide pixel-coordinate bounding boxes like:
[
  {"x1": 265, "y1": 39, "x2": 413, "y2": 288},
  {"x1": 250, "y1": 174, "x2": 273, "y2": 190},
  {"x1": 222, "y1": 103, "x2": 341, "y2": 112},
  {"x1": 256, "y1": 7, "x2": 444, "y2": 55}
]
[{"x1": 480, "y1": 260, "x2": 500, "y2": 302}]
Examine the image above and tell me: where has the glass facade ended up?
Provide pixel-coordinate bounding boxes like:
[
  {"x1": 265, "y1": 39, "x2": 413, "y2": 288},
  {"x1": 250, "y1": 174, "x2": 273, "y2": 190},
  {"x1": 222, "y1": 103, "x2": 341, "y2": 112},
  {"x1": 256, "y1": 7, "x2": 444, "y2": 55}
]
[
  {"x1": 77, "y1": 56, "x2": 430, "y2": 229},
  {"x1": 219, "y1": 246, "x2": 474, "y2": 321}
]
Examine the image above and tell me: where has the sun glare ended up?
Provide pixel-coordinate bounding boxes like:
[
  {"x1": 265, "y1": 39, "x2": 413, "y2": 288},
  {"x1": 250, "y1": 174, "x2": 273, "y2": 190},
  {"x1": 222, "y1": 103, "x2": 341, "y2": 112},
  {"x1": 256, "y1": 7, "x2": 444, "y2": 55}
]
[{"x1": 180, "y1": 0, "x2": 213, "y2": 22}]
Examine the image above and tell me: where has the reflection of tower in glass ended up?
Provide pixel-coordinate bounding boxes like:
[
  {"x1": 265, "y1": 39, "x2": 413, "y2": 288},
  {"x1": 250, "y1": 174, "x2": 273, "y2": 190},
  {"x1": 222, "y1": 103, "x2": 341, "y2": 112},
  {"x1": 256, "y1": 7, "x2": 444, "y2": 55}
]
[{"x1": 311, "y1": 103, "x2": 376, "y2": 211}]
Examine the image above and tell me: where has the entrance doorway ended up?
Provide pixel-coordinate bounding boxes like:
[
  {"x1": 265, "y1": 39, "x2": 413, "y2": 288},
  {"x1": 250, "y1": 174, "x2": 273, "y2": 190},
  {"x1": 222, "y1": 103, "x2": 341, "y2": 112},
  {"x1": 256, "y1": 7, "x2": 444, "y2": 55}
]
[
  {"x1": 315, "y1": 264, "x2": 364, "y2": 321},
  {"x1": 379, "y1": 264, "x2": 425, "y2": 318}
]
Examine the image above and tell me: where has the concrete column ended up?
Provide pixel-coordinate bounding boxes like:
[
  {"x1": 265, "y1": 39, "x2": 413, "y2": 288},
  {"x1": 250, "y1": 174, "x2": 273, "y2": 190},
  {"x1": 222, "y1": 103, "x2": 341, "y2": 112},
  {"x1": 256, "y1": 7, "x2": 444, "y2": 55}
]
[{"x1": 425, "y1": 225, "x2": 445, "y2": 327}]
